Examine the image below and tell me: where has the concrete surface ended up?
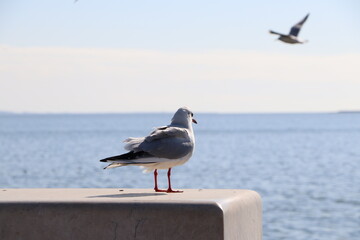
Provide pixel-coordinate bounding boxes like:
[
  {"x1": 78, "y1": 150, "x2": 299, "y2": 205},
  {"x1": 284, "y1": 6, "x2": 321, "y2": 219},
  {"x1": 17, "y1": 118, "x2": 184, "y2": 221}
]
[{"x1": 0, "y1": 188, "x2": 262, "y2": 240}]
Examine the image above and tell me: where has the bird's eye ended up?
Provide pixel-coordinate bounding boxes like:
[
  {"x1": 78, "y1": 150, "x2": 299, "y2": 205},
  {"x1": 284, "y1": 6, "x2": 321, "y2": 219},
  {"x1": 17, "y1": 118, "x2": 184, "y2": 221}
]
[{"x1": 191, "y1": 113, "x2": 194, "y2": 117}]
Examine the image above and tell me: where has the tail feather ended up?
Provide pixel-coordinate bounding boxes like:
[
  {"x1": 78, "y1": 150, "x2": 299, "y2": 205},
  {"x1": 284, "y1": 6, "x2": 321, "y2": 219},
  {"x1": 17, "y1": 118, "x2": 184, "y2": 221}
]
[
  {"x1": 103, "y1": 162, "x2": 125, "y2": 169},
  {"x1": 100, "y1": 151, "x2": 157, "y2": 169},
  {"x1": 100, "y1": 151, "x2": 153, "y2": 162}
]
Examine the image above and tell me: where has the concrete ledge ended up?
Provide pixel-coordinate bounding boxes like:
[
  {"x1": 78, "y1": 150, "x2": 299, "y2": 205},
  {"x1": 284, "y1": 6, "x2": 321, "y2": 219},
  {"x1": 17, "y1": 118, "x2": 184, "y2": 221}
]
[{"x1": 0, "y1": 189, "x2": 262, "y2": 240}]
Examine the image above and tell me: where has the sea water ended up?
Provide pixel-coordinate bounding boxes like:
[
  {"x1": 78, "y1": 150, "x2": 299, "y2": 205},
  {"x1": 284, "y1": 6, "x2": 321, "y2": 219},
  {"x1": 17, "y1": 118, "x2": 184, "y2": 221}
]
[{"x1": 0, "y1": 113, "x2": 359, "y2": 240}]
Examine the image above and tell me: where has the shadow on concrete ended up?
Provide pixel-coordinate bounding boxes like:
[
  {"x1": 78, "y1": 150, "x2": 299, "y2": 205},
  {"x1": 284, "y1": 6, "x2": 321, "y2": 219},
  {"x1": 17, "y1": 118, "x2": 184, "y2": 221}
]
[{"x1": 87, "y1": 192, "x2": 167, "y2": 198}]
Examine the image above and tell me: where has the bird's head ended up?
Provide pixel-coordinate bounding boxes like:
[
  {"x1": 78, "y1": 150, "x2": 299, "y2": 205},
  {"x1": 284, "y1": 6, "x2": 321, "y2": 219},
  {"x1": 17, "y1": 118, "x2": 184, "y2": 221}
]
[{"x1": 171, "y1": 107, "x2": 197, "y2": 127}]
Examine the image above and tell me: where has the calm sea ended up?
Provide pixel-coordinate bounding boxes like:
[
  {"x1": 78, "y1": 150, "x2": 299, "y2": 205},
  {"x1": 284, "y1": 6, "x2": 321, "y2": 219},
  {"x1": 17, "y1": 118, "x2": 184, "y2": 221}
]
[{"x1": 0, "y1": 113, "x2": 359, "y2": 240}]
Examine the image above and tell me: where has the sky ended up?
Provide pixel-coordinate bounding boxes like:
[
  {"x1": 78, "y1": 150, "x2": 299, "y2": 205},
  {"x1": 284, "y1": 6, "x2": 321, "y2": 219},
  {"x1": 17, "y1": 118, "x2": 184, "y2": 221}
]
[{"x1": 1, "y1": 0, "x2": 360, "y2": 113}]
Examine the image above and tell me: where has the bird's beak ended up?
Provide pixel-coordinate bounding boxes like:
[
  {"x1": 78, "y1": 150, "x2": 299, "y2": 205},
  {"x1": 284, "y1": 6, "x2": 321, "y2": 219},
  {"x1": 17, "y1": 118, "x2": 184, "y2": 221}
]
[{"x1": 192, "y1": 118, "x2": 198, "y2": 124}]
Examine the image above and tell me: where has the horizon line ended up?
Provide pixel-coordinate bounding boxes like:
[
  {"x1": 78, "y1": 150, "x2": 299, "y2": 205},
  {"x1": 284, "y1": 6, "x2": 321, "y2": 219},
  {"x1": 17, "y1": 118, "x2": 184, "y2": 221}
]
[{"x1": 1, "y1": 110, "x2": 359, "y2": 115}]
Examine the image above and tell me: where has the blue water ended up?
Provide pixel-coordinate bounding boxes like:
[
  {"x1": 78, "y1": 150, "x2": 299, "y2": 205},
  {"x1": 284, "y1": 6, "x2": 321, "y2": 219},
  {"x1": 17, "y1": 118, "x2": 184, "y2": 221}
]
[{"x1": 0, "y1": 113, "x2": 359, "y2": 240}]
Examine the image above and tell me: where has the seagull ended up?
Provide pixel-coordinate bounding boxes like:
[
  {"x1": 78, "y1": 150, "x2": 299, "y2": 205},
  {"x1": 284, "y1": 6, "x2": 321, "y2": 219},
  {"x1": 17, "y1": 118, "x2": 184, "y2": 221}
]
[
  {"x1": 269, "y1": 13, "x2": 310, "y2": 44},
  {"x1": 100, "y1": 107, "x2": 197, "y2": 193}
]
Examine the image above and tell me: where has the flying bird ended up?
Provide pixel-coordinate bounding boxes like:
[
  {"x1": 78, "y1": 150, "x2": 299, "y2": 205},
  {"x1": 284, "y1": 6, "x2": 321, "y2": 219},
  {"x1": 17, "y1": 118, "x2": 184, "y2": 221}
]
[
  {"x1": 100, "y1": 107, "x2": 197, "y2": 193},
  {"x1": 269, "y1": 13, "x2": 310, "y2": 44}
]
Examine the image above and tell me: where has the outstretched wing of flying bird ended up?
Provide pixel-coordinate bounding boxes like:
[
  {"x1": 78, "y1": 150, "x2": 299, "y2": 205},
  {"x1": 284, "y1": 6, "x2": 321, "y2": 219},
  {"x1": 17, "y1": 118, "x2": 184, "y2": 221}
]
[{"x1": 289, "y1": 13, "x2": 309, "y2": 37}]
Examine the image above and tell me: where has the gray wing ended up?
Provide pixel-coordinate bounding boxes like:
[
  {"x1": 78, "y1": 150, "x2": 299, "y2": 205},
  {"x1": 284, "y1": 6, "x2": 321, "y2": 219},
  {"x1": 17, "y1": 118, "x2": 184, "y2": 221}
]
[
  {"x1": 145, "y1": 126, "x2": 189, "y2": 141},
  {"x1": 138, "y1": 126, "x2": 193, "y2": 159},
  {"x1": 289, "y1": 13, "x2": 309, "y2": 37},
  {"x1": 269, "y1": 30, "x2": 285, "y2": 36}
]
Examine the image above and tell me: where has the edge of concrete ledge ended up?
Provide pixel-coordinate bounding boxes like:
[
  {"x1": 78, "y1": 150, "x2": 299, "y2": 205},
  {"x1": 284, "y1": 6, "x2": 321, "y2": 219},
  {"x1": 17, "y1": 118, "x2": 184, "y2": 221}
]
[{"x1": 0, "y1": 189, "x2": 262, "y2": 240}]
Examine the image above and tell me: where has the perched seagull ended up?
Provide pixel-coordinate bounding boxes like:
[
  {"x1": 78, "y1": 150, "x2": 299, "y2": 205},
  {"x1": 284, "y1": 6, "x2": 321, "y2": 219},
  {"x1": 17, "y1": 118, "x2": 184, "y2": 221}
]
[
  {"x1": 269, "y1": 13, "x2": 310, "y2": 44},
  {"x1": 100, "y1": 107, "x2": 197, "y2": 193}
]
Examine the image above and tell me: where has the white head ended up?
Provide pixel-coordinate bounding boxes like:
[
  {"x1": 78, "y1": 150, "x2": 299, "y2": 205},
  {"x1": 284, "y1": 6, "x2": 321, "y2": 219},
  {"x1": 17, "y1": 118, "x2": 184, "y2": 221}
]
[{"x1": 171, "y1": 107, "x2": 197, "y2": 127}]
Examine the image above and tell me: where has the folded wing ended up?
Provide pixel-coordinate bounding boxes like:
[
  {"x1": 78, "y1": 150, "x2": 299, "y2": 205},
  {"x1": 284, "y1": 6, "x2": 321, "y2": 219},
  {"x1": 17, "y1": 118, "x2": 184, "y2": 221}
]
[{"x1": 138, "y1": 126, "x2": 193, "y2": 159}]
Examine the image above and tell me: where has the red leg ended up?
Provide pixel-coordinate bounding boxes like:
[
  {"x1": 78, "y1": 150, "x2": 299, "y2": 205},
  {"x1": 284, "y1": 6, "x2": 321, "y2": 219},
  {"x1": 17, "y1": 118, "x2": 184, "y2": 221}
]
[
  {"x1": 166, "y1": 168, "x2": 183, "y2": 193},
  {"x1": 153, "y1": 169, "x2": 167, "y2": 192}
]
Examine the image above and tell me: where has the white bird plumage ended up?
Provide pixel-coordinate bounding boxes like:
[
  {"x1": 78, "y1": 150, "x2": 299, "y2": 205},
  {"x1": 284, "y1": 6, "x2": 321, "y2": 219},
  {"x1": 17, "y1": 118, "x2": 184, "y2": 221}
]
[
  {"x1": 269, "y1": 13, "x2": 310, "y2": 44},
  {"x1": 100, "y1": 106, "x2": 197, "y2": 193}
]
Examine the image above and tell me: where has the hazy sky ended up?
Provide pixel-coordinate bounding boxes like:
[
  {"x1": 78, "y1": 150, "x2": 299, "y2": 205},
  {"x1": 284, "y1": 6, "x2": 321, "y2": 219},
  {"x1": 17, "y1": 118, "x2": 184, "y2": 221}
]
[{"x1": 1, "y1": 0, "x2": 360, "y2": 113}]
